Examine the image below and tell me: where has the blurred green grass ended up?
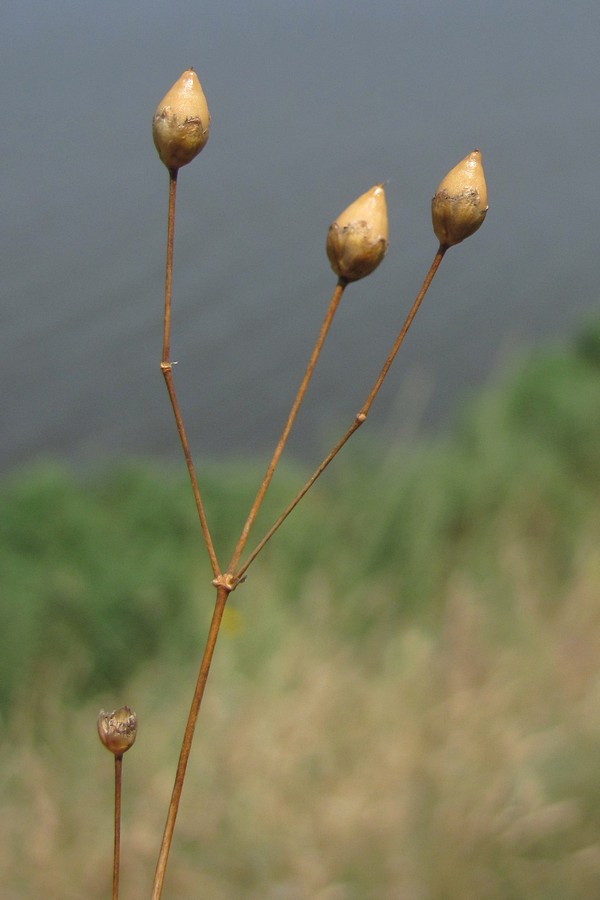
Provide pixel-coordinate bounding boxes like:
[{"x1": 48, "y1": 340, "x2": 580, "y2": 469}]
[{"x1": 2, "y1": 320, "x2": 600, "y2": 897}]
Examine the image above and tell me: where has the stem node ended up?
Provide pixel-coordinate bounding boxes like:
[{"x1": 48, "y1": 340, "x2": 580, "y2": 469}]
[{"x1": 212, "y1": 572, "x2": 244, "y2": 593}]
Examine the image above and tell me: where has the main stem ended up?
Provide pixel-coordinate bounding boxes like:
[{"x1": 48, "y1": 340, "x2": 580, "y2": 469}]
[
  {"x1": 228, "y1": 278, "x2": 347, "y2": 573},
  {"x1": 151, "y1": 583, "x2": 230, "y2": 900},
  {"x1": 235, "y1": 245, "x2": 447, "y2": 579},
  {"x1": 161, "y1": 169, "x2": 220, "y2": 579}
]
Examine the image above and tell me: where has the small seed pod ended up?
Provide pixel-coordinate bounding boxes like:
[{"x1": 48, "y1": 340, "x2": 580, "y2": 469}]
[
  {"x1": 431, "y1": 150, "x2": 488, "y2": 247},
  {"x1": 152, "y1": 68, "x2": 210, "y2": 171},
  {"x1": 97, "y1": 707, "x2": 138, "y2": 756},
  {"x1": 326, "y1": 184, "x2": 389, "y2": 282}
]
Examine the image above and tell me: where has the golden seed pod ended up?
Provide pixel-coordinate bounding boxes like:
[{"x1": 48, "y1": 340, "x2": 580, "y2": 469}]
[
  {"x1": 431, "y1": 150, "x2": 488, "y2": 247},
  {"x1": 326, "y1": 184, "x2": 389, "y2": 282},
  {"x1": 97, "y1": 706, "x2": 138, "y2": 756},
  {"x1": 152, "y1": 68, "x2": 210, "y2": 171}
]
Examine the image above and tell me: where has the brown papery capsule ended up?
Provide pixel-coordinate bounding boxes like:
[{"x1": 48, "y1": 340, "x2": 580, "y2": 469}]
[
  {"x1": 97, "y1": 707, "x2": 138, "y2": 756},
  {"x1": 152, "y1": 68, "x2": 210, "y2": 171},
  {"x1": 431, "y1": 150, "x2": 488, "y2": 247},
  {"x1": 326, "y1": 184, "x2": 389, "y2": 282}
]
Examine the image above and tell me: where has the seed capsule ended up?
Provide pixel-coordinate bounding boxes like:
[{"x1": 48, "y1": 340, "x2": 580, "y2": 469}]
[
  {"x1": 431, "y1": 150, "x2": 488, "y2": 247},
  {"x1": 326, "y1": 184, "x2": 389, "y2": 282},
  {"x1": 97, "y1": 707, "x2": 138, "y2": 756},
  {"x1": 152, "y1": 68, "x2": 210, "y2": 171}
]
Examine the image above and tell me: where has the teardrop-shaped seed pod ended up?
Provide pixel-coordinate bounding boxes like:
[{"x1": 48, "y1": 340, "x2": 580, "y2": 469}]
[
  {"x1": 326, "y1": 184, "x2": 389, "y2": 282},
  {"x1": 152, "y1": 68, "x2": 210, "y2": 171},
  {"x1": 431, "y1": 150, "x2": 488, "y2": 247}
]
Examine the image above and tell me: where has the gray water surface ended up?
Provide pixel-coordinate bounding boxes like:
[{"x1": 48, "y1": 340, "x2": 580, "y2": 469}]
[{"x1": 2, "y1": 0, "x2": 599, "y2": 474}]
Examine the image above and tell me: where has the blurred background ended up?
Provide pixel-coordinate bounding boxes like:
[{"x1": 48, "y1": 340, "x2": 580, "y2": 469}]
[
  {"x1": 3, "y1": 2, "x2": 600, "y2": 897},
  {"x1": 2, "y1": 0, "x2": 599, "y2": 472}
]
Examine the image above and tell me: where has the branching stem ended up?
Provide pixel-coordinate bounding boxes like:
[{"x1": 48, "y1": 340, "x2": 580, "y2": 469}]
[
  {"x1": 235, "y1": 245, "x2": 447, "y2": 579},
  {"x1": 153, "y1": 213, "x2": 446, "y2": 896}
]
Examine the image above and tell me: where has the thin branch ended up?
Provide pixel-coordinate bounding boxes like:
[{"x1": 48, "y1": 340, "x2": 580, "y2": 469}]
[
  {"x1": 151, "y1": 582, "x2": 231, "y2": 900},
  {"x1": 227, "y1": 278, "x2": 347, "y2": 573},
  {"x1": 161, "y1": 171, "x2": 178, "y2": 365},
  {"x1": 160, "y1": 169, "x2": 220, "y2": 578},
  {"x1": 161, "y1": 365, "x2": 220, "y2": 577},
  {"x1": 357, "y1": 245, "x2": 447, "y2": 420},
  {"x1": 235, "y1": 245, "x2": 447, "y2": 579}
]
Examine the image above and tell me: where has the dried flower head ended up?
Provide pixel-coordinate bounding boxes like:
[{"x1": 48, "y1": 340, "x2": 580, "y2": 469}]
[
  {"x1": 97, "y1": 707, "x2": 138, "y2": 756},
  {"x1": 326, "y1": 184, "x2": 389, "y2": 282},
  {"x1": 431, "y1": 150, "x2": 488, "y2": 247},
  {"x1": 152, "y1": 68, "x2": 210, "y2": 171}
]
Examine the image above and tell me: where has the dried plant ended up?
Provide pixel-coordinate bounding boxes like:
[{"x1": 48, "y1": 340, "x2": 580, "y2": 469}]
[{"x1": 98, "y1": 65, "x2": 488, "y2": 898}]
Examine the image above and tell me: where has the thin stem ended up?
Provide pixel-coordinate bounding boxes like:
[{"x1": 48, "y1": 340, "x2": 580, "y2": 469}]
[
  {"x1": 357, "y1": 245, "x2": 447, "y2": 420},
  {"x1": 151, "y1": 583, "x2": 230, "y2": 900},
  {"x1": 161, "y1": 366, "x2": 220, "y2": 577},
  {"x1": 162, "y1": 171, "x2": 178, "y2": 364},
  {"x1": 235, "y1": 245, "x2": 447, "y2": 579},
  {"x1": 235, "y1": 421, "x2": 360, "y2": 579},
  {"x1": 113, "y1": 754, "x2": 123, "y2": 900},
  {"x1": 161, "y1": 169, "x2": 220, "y2": 578},
  {"x1": 228, "y1": 279, "x2": 347, "y2": 572}
]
